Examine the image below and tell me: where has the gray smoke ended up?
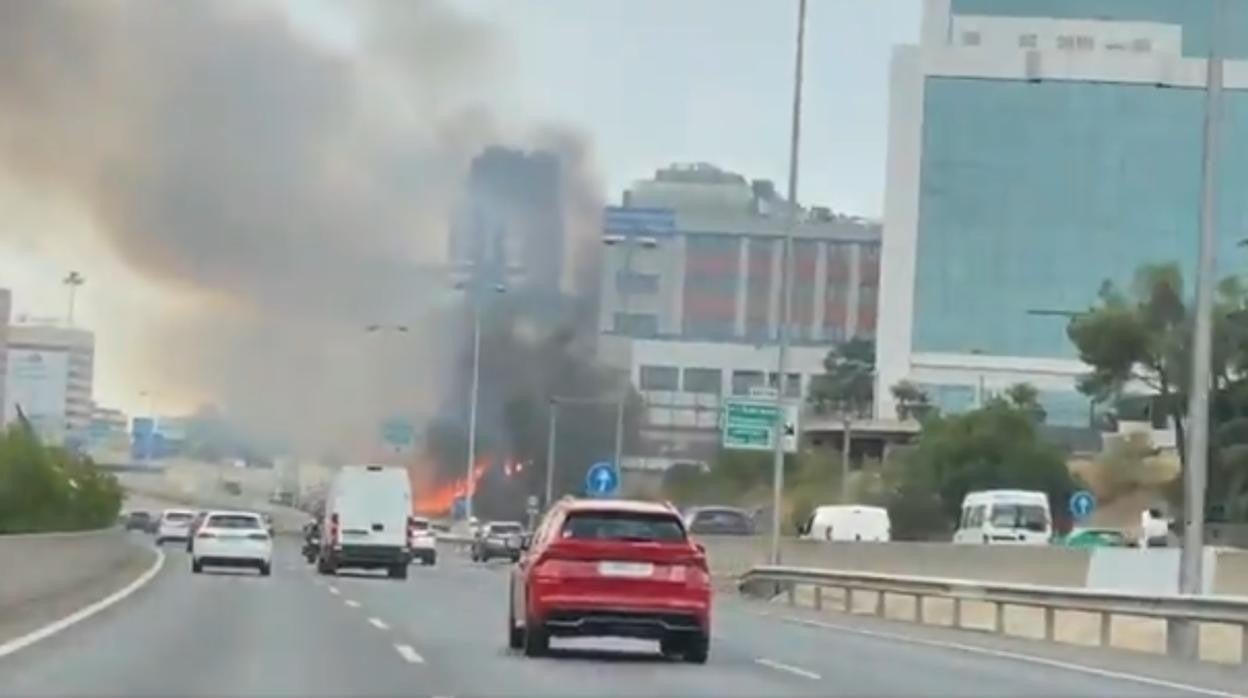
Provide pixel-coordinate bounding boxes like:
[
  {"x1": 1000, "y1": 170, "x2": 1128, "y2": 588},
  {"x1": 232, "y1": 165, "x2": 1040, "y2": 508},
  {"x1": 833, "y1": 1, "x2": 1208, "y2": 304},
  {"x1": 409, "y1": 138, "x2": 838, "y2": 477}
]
[{"x1": 0, "y1": 0, "x2": 601, "y2": 456}]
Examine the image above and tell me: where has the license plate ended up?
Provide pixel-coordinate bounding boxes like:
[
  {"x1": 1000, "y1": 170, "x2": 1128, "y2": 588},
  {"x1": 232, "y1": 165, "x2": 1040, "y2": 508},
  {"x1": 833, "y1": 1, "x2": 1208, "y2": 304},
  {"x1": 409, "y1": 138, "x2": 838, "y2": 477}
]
[{"x1": 597, "y1": 561, "x2": 654, "y2": 578}]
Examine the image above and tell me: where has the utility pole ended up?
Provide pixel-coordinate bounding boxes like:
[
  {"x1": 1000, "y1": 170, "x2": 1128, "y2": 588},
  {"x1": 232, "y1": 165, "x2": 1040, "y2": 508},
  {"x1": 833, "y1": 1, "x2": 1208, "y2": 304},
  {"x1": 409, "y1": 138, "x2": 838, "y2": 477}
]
[
  {"x1": 545, "y1": 400, "x2": 558, "y2": 507},
  {"x1": 770, "y1": 0, "x2": 807, "y2": 566},
  {"x1": 465, "y1": 304, "x2": 482, "y2": 523},
  {"x1": 1174, "y1": 0, "x2": 1224, "y2": 660}
]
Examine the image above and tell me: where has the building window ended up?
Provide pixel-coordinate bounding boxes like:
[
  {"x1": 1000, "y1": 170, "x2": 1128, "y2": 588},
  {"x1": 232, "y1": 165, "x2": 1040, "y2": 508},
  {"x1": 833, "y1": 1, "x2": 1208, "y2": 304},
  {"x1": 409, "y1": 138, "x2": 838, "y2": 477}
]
[
  {"x1": 1056, "y1": 35, "x2": 1075, "y2": 50},
  {"x1": 615, "y1": 271, "x2": 658, "y2": 295},
  {"x1": 639, "y1": 365, "x2": 679, "y2": 391},
  {"x1": 1018, "y1": 33, "x2": 1038, "y2": 49},
  {"x1": 683, "y1": 367, "x2": 722, "y2": 394},
  {"x1": 961, "y1": 30, "x2": 981, "y2": 47},
  {"x1": 612, "y1": 312, "x2": 658, "y2": 337},
  {"x1": 768, "y1": 372, "x2": 802, "y2": 398},
  {"x1": 1075, "y1": 36, "x2": 1094, "y2": 51},
  {"x1": 731, "y1": 370, "x2": 765, "y2": 396},
  {"x1": 1132, "y1": 38, "x2": 1152, "y2": 53}
]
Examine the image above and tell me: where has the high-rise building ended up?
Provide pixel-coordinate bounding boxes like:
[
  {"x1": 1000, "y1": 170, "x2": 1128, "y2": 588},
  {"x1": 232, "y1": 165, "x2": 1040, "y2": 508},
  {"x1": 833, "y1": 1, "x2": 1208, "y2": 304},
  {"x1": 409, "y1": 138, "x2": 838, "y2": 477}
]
[
  {"x1": 876, "y1": 0, "x2": 1248, "y2": 427},
  {"x1": 601, "y1": 163, "x2": 881, "y2": 467},
  {"x1": 0, "y1": 289, "x2": 9, "y2": 424},
  {"x1": 2, "y1": 323, "x2": 95, "y2": 445}
]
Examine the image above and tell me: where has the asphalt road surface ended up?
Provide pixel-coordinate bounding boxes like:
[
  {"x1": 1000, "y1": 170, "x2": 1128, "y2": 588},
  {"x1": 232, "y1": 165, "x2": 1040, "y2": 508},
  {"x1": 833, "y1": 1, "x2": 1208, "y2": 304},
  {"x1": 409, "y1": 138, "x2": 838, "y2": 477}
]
[{"x1": 0, "y1": 538, "x2": 1239, "y2": 698}]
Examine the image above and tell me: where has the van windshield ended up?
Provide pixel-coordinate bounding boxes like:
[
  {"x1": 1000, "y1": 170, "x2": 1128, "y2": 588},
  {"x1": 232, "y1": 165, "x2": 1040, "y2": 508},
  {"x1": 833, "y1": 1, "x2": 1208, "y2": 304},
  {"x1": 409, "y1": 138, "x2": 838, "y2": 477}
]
[{"x1": 990, "y1": 504, "x2": 1048, "y2": 532}]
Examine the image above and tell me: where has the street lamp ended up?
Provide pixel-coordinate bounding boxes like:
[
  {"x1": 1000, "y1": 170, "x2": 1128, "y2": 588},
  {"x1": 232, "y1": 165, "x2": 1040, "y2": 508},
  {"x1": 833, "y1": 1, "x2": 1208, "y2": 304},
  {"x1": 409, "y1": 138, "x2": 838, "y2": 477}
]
[
  {"x1": 602, "y1": 233, "x2": 658, "y2": 486},
  {"x1": 63, "y1": 272, "x2": 84, "y2": 326},
  {"x1": 454, "y1": 280, "x2": 506, "y2": 523},
  {"x1": 770, "y1": 0, "x2": 808, "y2": 566}
]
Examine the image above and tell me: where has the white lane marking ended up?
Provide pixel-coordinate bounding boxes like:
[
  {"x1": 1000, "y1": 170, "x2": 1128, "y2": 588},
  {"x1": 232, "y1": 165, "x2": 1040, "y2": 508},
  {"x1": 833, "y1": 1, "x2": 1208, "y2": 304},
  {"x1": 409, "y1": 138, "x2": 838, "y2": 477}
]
[
  {"x1": 768, "y1": 613, "x2": 1246, "y2": 698},
  {"x1": 0, "y1": 548, "x2": 166, "y2": 660},
  {"x1": 327, "y1": 585, "x2": 340, "y2": 595},
  {"x1": 394, "y1": 643, "x2": 425, "y2": 664},
  {"x1": 345, "y1": 599, "x2": 360, "y2": 608},
  {"x1": 754, "y1": 657, "x2": 822, "y2": 680},
  {"x1": 368, "y1": 617, "x2": 390, "y2": 630}
]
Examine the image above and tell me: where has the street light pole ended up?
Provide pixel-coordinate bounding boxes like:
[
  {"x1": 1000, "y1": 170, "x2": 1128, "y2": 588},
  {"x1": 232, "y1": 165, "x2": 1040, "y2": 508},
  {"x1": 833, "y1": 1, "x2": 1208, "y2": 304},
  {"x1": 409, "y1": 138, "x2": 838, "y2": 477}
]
[
  {"x1": 1175, "y1": 0, "x2": 1225, "y2": 660},
  {"x1": 770, "y1": 0, "x2": 807, "y2": 566},
  {"x1": 545, "y1": 400, "x2": 558, "y2": 507},
  {"x1": 465, "y1": 303, "x2": 482, "y2": 523},
  {"x1": 63, "y1": 272, "x2": 84, "y2": 326}
]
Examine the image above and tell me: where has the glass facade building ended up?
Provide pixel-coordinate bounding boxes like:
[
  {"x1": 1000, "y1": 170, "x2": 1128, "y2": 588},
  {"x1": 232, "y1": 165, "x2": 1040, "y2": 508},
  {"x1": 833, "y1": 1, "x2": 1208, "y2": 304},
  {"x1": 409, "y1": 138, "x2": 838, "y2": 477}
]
[{"x1": 876, "y1": 0, "x2": 1248, "y2": 427}]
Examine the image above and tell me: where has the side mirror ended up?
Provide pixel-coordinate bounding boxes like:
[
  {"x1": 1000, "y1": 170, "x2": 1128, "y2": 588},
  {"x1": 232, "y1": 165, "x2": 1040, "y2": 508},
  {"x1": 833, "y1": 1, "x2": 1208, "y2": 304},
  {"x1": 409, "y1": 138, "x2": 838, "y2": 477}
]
[
  {"x1": 520, "y1": 534, "x2": 532, "y2": 551},
  {"x1": 694, "y1": 542, "x2": 706, "y2": 555}
]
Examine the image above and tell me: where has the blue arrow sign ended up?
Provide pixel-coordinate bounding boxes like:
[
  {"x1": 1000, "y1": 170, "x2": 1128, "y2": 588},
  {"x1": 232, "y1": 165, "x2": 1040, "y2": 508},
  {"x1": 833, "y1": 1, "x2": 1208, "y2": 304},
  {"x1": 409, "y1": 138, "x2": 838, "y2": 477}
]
[
  {"x1": 585, "y1": 461, "x2": 619, "y2": 498},
  {"x1": 1069, "y1": 490, "x2": 1096, "y2": 520}
]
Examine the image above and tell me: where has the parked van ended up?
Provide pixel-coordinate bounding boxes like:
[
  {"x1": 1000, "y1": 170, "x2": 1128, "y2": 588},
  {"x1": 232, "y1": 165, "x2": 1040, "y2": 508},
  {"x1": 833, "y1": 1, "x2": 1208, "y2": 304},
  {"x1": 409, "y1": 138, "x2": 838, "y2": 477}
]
[
  {"x1": 318, "y1": 464, "x2": 413, "y2": 579},
  {"x1": 954, "y1": 489, "x2": 1051, "y2": 545},
  {"x1": 798, "y1": 505, "x2": 891, "y2": 542}
]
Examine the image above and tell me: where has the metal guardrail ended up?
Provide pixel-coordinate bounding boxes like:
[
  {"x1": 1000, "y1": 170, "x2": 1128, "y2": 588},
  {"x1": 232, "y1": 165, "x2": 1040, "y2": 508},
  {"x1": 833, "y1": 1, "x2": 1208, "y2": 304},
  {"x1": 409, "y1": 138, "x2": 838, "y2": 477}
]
[{"x1": 741, "y1": 565, "x2": 1248, "y2": 664}]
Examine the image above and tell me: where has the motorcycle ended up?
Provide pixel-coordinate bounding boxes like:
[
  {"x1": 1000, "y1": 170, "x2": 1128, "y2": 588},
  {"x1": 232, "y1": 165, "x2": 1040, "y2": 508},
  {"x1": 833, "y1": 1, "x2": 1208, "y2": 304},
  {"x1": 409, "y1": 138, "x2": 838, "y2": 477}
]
[{"x1": 302, "y1": 521, "x2": 321, "y2": 564}]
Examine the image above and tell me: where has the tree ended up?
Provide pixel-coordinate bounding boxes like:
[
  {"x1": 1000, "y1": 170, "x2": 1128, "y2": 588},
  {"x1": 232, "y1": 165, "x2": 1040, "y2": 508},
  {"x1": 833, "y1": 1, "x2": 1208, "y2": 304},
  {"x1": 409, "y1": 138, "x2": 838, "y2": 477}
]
[
  {"x1": 890, "y1": 380, "x2": 935, "y2": 422},
  {"x1": 1004, "y1": 382, "x2": 1046, "y2": 424},
  {"x1": 808, "y1": 339, "x2": 875, "y2": 416},
  {"x1": 898, "y1": 398, "x2": 1079, "y2": 526},
  {"x1": 1067, "y1": 263, "x2": 1193, "y2": 464}
]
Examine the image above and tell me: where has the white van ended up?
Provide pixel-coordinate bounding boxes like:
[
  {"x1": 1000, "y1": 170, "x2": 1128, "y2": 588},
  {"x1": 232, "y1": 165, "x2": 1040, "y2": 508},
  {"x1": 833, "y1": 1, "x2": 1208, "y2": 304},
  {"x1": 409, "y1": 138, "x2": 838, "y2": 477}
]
[
  {"x1": 953, "y1": 489, "x2": 1051, "y2": 545},
  {"x1": 318, "y1": 464, "x2": 413, "y2": 579},
  {"x1": 799, "y1": 505, "x2": 891, "y2": 542}
]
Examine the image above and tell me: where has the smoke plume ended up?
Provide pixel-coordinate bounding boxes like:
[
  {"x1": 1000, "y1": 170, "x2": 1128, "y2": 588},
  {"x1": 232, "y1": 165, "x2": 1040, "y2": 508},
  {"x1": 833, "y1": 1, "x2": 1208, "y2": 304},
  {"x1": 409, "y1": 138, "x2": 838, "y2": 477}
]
[{"x1": 0, "y1": 0, "x2": 602, "y2": 456}]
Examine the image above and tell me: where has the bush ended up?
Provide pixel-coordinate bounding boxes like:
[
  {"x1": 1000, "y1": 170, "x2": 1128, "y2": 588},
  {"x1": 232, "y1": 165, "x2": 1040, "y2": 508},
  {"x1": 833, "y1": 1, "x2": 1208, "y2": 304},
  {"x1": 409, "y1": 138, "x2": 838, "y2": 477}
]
[{"x1": 0, "y1": 426, "x2": 123, "y2": 533}]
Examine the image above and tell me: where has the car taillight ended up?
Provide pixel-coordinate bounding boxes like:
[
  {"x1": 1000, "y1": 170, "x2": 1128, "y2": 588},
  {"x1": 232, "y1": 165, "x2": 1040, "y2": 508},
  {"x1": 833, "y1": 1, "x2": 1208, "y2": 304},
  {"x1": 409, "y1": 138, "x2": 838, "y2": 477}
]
[{"x1": 533, "y1": 556, "x2": 572, "y2": 581}]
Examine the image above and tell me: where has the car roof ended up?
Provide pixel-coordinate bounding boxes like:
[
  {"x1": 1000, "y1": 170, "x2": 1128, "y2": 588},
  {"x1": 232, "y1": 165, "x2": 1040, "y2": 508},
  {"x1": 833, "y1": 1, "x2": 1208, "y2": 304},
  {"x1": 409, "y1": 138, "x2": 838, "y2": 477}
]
[
  {"x1": 562, "y1": 498, "x2": 679, "y2": 516},
  {"x1": 162, "y1": 508, "x2": 195, "y2": 515},
  {"x1": 203, "y1": 510, "x2": 263, "y2": 519}
]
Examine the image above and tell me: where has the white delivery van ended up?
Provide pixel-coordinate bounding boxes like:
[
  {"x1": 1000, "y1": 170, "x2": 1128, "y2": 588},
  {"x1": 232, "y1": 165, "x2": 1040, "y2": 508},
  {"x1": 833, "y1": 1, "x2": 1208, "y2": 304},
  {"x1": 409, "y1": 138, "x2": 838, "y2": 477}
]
[
  {"x1": 953, "y1": 489, "x2": 1051, "y2": 545},
  {"x1": 318, "y1": 464, "x2": 413, "y2": 579},
  {"x1": 799, "y1": 505, "x2": 891, "y2": 542}
]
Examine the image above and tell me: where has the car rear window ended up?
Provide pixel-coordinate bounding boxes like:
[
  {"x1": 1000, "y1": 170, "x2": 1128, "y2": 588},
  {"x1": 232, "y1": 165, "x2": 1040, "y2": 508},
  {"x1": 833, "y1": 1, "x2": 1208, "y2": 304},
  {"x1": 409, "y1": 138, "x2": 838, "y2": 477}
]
[
  {"x1": 206, "y1": 514, "x2": 262, "y2": 530},
  {"x1": 561, "y1": 511, "x2": 685, "y2": 542},
  {"x1": 165, "y1": 512, "x2": 194, "y2": 522},
  {"x1": 410, "y1": 520, "x2": 430, "y2": 531}
]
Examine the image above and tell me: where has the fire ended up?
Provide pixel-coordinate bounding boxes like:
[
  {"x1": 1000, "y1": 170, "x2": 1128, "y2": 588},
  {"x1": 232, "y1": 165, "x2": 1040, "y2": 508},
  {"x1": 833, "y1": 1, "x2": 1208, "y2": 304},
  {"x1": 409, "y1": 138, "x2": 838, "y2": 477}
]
[{"x1": 411, "y1": 456, "x2": 494, "y2": 516}]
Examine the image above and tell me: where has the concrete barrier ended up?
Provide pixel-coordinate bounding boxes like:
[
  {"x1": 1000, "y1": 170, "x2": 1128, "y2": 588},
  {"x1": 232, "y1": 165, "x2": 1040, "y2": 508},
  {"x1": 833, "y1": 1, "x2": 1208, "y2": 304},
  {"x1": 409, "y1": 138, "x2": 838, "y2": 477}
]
[
  {"x1": 0, "y1": 529, "x2": 154, "y2": 645},
  {"x1": 700, "y1": 536, "x2": 1248, "y2": 595},
  {"x1": 118, "y1": 475, "x2": 310, "y2": 535}
]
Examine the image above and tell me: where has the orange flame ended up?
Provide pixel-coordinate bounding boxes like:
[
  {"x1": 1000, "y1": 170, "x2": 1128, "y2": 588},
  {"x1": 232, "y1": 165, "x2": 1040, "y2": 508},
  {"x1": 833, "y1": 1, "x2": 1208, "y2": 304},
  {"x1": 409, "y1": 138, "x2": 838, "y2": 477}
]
[{"x1": 412, "y1": 456, "x2": 496, "y2": 516}]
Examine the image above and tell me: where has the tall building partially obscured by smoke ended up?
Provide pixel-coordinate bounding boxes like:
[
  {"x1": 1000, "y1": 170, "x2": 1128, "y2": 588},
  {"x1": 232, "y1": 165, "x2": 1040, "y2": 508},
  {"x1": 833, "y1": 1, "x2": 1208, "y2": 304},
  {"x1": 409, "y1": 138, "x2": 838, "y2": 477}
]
[
  {"x1": 0, "y1": 289, "x2": 9, "y2": 419},
  {"x1": 2, "y1": 322, "x2": 95, "y2": 446},
  {"x1": 877, "y1": 0, "x2": 1248, "y2": 428},
  {"x1": 449, "y1": 147, "x2": 568, "y2": 294},
  {"x1": 600, "y1": 163, "x2": 881, "y2": 468}
]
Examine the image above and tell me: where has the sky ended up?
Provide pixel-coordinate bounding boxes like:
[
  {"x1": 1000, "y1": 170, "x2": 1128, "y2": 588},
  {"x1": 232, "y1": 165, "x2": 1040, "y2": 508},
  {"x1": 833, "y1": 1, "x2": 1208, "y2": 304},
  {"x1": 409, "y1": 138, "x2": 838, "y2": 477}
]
[{"x1": 0, "y1": 0, "x2": 920, "y2": 416}]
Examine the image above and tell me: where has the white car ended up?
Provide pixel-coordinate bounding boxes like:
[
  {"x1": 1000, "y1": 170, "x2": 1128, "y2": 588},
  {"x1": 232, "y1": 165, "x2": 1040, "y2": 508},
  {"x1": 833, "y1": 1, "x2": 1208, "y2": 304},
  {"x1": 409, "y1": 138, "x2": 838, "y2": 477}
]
[
  {"x1": 191, "y1": 511, "x2": 273, "y2": 576},
  {"x1": 408, "y1": 516, "x2": 437, "y2": 566},
  {"x1": 155, "y1": 509, "x2": 196, "y2": 544}
]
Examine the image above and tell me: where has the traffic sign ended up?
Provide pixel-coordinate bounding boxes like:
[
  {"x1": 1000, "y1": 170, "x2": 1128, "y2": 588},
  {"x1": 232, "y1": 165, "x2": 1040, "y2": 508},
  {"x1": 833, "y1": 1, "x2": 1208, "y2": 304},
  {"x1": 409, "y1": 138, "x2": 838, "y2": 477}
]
[
  {"x1": 1069, "y1": 490, "x2": 1096, "y2": 520},
  {"x1": 722, "y1": 399, "x2": 799, "y2": 453},
  {"x1": 380, "y1": 417, "x2": 415, "y2": 449},
  {"x1": 585, "y1": 461, "x2": 619, "y2": 497}
]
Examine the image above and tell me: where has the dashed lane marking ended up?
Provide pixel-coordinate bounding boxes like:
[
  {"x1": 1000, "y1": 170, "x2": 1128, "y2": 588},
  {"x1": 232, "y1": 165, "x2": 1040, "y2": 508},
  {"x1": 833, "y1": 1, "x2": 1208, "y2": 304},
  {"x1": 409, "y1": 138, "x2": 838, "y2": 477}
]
[
  {"x1": 368, "y1": 617, "x2": 390, "y2": 630},
  {"x1": 755, "y1": 658, "x2": 822, "y2": 680},
  {"x1": 395, "y1": 644, "x2": 425, "y2": 664}
]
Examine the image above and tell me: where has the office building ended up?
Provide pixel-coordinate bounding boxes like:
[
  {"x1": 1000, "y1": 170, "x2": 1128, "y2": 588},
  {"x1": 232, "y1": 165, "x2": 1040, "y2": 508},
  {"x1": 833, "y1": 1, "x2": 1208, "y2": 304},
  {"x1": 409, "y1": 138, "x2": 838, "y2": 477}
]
[
  {"x1": 2, "y1": 323, "x2": 95, "y2": 445},
  {"x1": 600, "y1": 163, "x2": 881, "y2": 467},
  {"x1": 876, "y1": 0, "x2": 1248, "y2": 427}
]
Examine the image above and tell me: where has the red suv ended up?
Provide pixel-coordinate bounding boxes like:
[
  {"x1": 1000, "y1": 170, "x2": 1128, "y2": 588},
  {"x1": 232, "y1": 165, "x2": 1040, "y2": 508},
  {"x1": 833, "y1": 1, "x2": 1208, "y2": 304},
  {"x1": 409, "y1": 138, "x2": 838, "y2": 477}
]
[{"x1": 508, "y1": 498, "x2": 711, "y2": 663}]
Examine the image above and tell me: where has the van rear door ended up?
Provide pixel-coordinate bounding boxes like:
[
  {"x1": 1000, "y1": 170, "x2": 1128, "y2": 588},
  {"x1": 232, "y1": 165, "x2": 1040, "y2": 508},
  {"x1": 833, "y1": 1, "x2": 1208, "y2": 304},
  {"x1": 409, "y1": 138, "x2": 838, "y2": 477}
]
[{"x1": 335, "y1": 467, "x2": 410, "y2": 549}]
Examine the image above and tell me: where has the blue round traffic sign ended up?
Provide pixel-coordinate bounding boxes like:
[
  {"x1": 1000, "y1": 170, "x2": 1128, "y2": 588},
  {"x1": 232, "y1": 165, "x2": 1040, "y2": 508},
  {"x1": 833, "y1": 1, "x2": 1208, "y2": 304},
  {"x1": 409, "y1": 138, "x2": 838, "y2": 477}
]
[
  {"x1": 585, "y1": 461, "x2": 619, "y2": 498},
  {"x1": 1068, "y1": 490, "x2": 1096, "y2": 520}
]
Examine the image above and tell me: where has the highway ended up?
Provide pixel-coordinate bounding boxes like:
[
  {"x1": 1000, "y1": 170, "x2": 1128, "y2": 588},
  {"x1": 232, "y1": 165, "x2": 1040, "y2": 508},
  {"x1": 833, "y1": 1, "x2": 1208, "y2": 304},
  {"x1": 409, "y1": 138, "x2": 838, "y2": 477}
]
[{"x1": 0, "y1": 537, "x2": 1238, "y2": 698}]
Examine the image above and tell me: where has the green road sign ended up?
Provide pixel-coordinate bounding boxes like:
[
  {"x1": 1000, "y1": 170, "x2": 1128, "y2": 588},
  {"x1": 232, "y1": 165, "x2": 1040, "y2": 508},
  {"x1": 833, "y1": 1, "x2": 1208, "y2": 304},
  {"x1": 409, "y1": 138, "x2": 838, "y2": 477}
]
[{"x1": 722, "y1": 398, "x2": 799, "y2": 453}]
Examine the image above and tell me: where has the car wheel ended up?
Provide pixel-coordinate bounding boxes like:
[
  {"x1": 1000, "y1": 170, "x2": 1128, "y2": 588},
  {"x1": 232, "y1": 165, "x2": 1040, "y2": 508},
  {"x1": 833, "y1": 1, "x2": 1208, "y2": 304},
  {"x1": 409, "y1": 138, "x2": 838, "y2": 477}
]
[
  {"x1": 191, "y1": 559, "x2": 203, "y2": 574},
  {"x1": 389, "y1": 564, "x2": 408, "y2": 580},
  {"x1": 507, "y1": 595, "x2": 524, "y2": 650},
  {"x1": 683, "y1": 633, "x2": 709, "y2": 664},
  {"x1": 316, "y1": 556, "x2": 336, "y2": 576},
  {"x1": 659, "y1": 635, "x2": 682, "y2": 659},
  {"x1": 155, "y1": 537, "x2": 165, "y2": 546},
  {"x1": 522, "y1": 616, "x2": 548, "y2": 657},
  {"x1": 428, "y1": 553, "x2": 437, "y2": 566},
  {"x1": 259, "y1": 562, "x2": 272, "y2": 577}
]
